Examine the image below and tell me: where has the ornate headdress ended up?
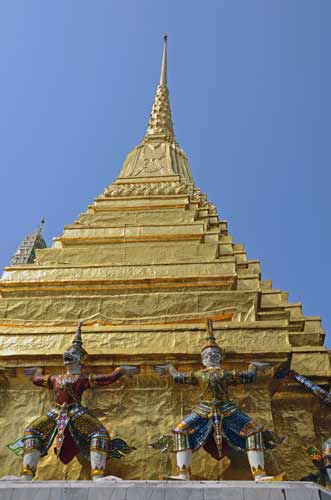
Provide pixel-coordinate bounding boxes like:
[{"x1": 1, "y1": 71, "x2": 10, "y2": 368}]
[
  {"x1": 70, "y1": 321, "x2": 88, "y2": 363},
  {"x1": 201, "y1": 319, "x2": 222, "y2": 354}
]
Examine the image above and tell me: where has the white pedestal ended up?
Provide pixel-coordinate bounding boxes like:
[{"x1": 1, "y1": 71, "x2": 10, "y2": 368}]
[{"x1": 0, "y1": 480, "x2": 330, "y2": 500}]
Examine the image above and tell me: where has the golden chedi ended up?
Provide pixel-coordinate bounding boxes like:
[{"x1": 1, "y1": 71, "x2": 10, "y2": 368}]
[{"x1": 0, "y1": 35, "x2": 330, "y2": 481}]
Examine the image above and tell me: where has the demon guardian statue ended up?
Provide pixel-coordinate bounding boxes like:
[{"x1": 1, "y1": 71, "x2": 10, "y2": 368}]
[
  {"x1": 151, "y1": 320, "x2": 286, "y2": 482},
  {"x1": 8, "y1": 322, "x2": 139, "y2": 480}
]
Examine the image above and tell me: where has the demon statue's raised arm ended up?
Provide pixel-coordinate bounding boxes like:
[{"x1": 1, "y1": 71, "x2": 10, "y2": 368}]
[
  {"x1": 151, "y1": 319, "x2": 286, "y2": 482},
  {"x1": 275, "y1": 360, "x2": 331, "y2": 488},
  {"x1": 8, "y1": 322, "x2": 139, "y2": 480}
]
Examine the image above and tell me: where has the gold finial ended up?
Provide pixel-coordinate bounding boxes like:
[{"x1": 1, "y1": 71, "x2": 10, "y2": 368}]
[
  {"x1": 160, "y1": 33, "x2": 167, "y2": 85},
  {"x1": 117, "y1": 34, "x2": 194, "y2": 182},
  {"x1": 146, "y1": 35, "x2": 175, "y2": 138}
]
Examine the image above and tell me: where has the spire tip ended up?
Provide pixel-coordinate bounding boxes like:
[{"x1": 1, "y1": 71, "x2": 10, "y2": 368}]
[
  {"x1": 159, "y1": 33, "x2": 168, "y2": 86},
  {"x1": 37, "y1": 218, "x2": 45, "y2": 235}
]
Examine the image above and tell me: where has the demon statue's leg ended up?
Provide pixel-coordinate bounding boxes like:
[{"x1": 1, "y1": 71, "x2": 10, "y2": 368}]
[
  {"x1": 90, "y1": 434, "x2": 109, "y2": 480},
  {"x1": 166, "y1": 431, "x2": 192, "y2": 480},
  {"x1": 21, "y1": 451, "x2": 40, "y2": 480},
  {"x1": 246, "y1": 432, "x2": 266, "y2": 480},
  {"x1": 175, "y1": 449, "x2": 192, "y2": 479},
  {"x1": 21, "y1": 434, "x2": 41, "y2": 480},
  {"x1": 247, "y1": 432, "x2": 286, "y2": 482},
  {"x1": 90, "y1": 451, "x2": 107, "y2": 480}
]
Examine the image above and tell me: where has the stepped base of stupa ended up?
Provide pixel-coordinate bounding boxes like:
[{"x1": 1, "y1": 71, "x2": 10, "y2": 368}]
[{"x1": 0, "y1": 480, "x2": 330, "y2": 500}]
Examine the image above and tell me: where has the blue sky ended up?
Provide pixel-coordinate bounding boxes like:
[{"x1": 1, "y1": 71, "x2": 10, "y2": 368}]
[{"x1": 0, "y1": 1, "x2": 330, "y2": 346}]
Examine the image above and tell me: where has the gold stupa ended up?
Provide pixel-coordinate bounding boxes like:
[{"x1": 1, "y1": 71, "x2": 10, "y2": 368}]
[{"x1": 0, "y1": 36, "x2": 330, "y2": 481}]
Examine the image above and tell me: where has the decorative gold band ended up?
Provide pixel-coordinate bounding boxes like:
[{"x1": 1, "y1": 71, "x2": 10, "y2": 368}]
[
  {"x1": 176, "y1": 464, "x2": 191, "y2": 474},
  {"x1": 21, "y1": 466, "x2": 35, "y2": 477},
  {"x1": 173, "y1": 432, "x2": 190, "y2": 451},
  {"x1": 246, "y1": 432, "x2": 264, "y2": 451},
  {"x1": 251, "y1": 465, "x2": 266, "y2": 478},
  {"x1": 91, "y1": 468, "x2": 105, "y2": 477}
]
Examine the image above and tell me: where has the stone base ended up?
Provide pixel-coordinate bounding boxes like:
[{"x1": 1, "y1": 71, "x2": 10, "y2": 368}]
[{"x1": 0, "y1": 480, "x2": 330, "y2": 500}]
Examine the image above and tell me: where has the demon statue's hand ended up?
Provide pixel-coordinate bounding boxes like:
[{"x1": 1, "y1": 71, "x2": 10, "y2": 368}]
[
  {"x1": 24, "y1": 367, "x2": 44, "y2": 377},
  {"x1": 239, "y1": 362, "x2": 272, "y2": 384},
  {"x1": 119, "y1": 365, "x2": 140, "y2": 377},
  {"x1": 249, "y1": 362, "x2": 272, "y2": 372},
  {"x1": 154, "y1": 365, "x2": 173, "y2": 376},
  {"x1": 274, "y1": 361, "x2": 293, "y2": 380},
  {"x1": 239, "y1": 370, "x2": 256, "y2": 384}
]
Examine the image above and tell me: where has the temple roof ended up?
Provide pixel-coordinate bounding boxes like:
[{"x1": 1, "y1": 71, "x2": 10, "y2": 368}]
[
  {"x1": 117, "y1": 35, "x2": 194, "y2": 184},
  {"x1": 0, "y1": 36, "x2": 327, "y2": 377},
  {"x1": 9, "y1": 220, "x2": 47, "y2": 266}
]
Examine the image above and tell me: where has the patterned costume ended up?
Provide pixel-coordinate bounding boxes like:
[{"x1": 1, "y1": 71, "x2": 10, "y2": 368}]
[
  {"x1": 154, "y1": 367, "x2": 277, "y2": 460},
  {"x1": 302, "y1": 439, "x2": 331, "y2": 490},
  {"x1": 151, "y1": 319, "x2": 287, "y2": 481},
  {"x1": 10, "y1": 369, "x2": 133, "y2": 465},
  {"x1": 8, "y1": 322, "x2": 138, "y2": 480}
]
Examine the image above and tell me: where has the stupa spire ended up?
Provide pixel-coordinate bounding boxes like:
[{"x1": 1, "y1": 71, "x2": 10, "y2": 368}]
[
  {"x1": 146, "y1": 34, "x2": 175, "y2": 139},
  {"x1": 159, "y1": 33, "x2": 167, "y2": 85},
  {"x1": 116, "y1": 35, "x2": 194, "y2": 183}
]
